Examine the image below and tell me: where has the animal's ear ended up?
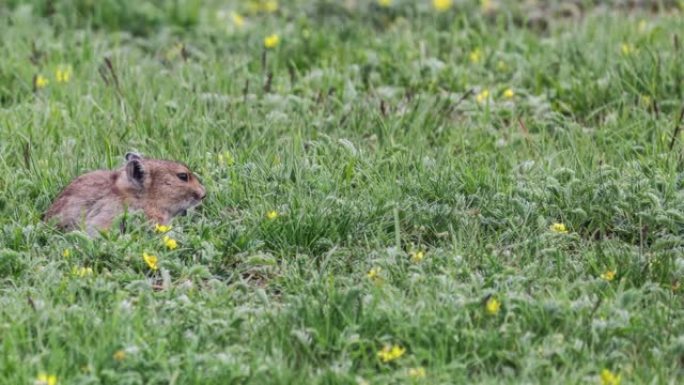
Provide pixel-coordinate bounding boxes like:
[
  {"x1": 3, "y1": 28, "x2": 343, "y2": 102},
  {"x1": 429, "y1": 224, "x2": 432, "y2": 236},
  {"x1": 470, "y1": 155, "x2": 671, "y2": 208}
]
[
  {"x1": 125, "y1": 152, "x2": 143, "y2": 161},
  {"x1": 125, "y1": 158, "x2": 145, "y2": 187}
]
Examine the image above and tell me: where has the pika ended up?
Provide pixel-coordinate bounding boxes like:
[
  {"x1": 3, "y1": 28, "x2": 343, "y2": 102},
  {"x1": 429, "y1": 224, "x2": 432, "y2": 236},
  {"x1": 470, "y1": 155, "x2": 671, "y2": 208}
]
[{"x1": 44, "y1": 152, "x2": 206, "y2": 234}]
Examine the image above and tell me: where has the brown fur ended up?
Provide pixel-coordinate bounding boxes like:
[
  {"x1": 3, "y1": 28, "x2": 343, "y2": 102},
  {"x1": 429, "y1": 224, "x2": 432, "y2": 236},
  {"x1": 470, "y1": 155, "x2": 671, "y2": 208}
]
[{"x1": 44, "y1": 153, "x2": 206, "y2": 235}]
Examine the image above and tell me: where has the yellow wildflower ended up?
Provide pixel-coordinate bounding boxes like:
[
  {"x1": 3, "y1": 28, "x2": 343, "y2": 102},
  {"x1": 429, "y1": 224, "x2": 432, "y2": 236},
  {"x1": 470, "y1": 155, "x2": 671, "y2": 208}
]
[
  {"x1": 432, "y1": 0, "x2": 453, "y2": 12},
  {"x1": 218, "y1": 151, "x2": 235, "y2": 166},
  {"x1": 600, "y1": 369, "x2": 621, "y2": 385},
  {"x1": 113, "y1": 350, "x2": 126, "y2": 362},
  {"x1": 378, "y1": 0, "x2": 392, "y2": 7},
  {"x1": 475, "y1": 89, "x2": 490, "y2": 104},
  {"x1": 163, "y1": 235, "x2": 178, "y2": 250},
  {"x1": 266, "y1": 210, "x2": 279, "y2": 220},
  {"x1": 263, "y1": 0, "x2": 278, "y2": 12},
  {"x1": 550, "y1": 222, "x2": 568, "y2": 234},
  {"x1": 55, "y1": 66, "x2": 71, "y2": 83},
  {"x1": 485, "y1": 297, "x2": 501, "y2": 315},
  {"x1": 231, "y1": 12, "x2": 245, "y2": 28},
  {"x1": 154, "y1": 224, "x2": 172, "y2": 233},
  {"x1": 377, "y1": 344, "x2": 406, "y2": 363},
  {"x1": 71, "y1": 266, "x2": 94, "y2": 277},
  {"x1": 503, "y1": 88, "x2": 515, "y2": 99},
  {"x1": 367, "y1": 266, "x2": 382, "y2": 283},
  {"x1": 264, "y1": 34, "x2": 280, "y2": 49},
  {"x1": 621, "y1": 43, "x2": 635, "y2": 56},
  {"x1": 35, "y1": 74, "x2": 49, "y2": 89},
  {"x1": 410, "y1": 250, "x2": 425, "y2": 263},
  {"x1": 600, "y1": 270, "x2": 616, "y2": 282},
  {"x1": 469, "y1": 48, "x2": 482, "y2": 64},
  {"x1": 408, "y1": 367, "x2": 426, "y2": 378},
  {"x1": 62, "y1": 249, "x2": 71, "y2": 258},
  {"x1": 35, "y1": 374, "x2": 58, "y2": 385},
  {"x1": 143, "y1": 252, "x2": 158, "y2": 271},
  {"x1": 637, "y1": 20, "x2": 647, "y2": 33}
]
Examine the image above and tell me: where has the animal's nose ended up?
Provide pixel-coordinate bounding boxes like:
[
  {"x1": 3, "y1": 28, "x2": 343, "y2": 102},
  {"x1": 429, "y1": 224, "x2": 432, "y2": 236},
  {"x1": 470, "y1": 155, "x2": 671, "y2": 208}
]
[{"x1": 195, "y1": 189, "x2": 206, "y2": 200}]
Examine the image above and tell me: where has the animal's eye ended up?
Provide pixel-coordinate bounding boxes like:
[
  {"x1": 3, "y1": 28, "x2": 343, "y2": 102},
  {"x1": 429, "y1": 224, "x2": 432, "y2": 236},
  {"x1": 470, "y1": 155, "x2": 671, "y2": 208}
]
[{"x1": 177, "y1": 173, "x2": 189, "y2": 182}]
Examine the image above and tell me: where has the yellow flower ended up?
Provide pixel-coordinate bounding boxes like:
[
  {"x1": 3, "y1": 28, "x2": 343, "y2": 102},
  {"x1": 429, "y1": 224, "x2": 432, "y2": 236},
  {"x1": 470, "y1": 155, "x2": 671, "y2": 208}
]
[
  {"x1": 55, "y1": 66, "x2": 71, "y2": 83},
  {"x1": 263, "y1": 0, "x2": 278, "y2": 12},
  {"x1": 600, "y1": 270, "x2": 616, "y2": 282},
  {"x1": 367, "y1": 266, "x2": 382, "y2": 283},
  {"x1": 550, "y1": 222, "x2": 568, "y2": 234},
  {"x1": 163, "y1": 235, "x2": 178, "y2": 250},
  {"x1": 154, "y1": 224, "x2": 172, "y2": 233},
  {"x1": 231, "y1": 12, "x2": 245, "y2": 28},
  {"x1": 410, "y1": 250, "x2": 425, "y2": 263},
  {"x1": 113, "y1": 350, "x2": 126, "y2": 362},
  {"x1": 637, "y1": 20, "x2": 647, "y2": 33},
  {"x1": 621, "y1": 43, "x2": 635, "y2": 56},
  {"x1": 377, "y1": 344, "x2": 406, "y2": 363},
  {"x1": 600, "y1": 369, "x2": 621, "y2": 385},
  {"x1": 485, "y1": 297, "x2": 501, "y2": 315},
  {"x1": 408, "y1": 367, "x2": 426, "y2": 378},
  {"x1": 432, "y1": 0, "x2": 453, "y2": 12},
  {"x1": 143, "y1": 252, "x2": 158, "y2": 271},
  {"x1": 469, "y1": 48, "x2": 482, "y2": 64},
  {"x1": 62, "y1": 249, "x2": 71, "y2": 258},
  {"x1": 480, "y1": 0, "x2": 494, "y2": 12},
  {"x1": 71, "y1": 266, "x2": 94, "y2": 277},
  {"x1": 503, "y1": 88, "x2": 515, "y2": 99},
  {"x1": 218, "y1": 151, "x2": 235, "y2": 166},
  {"x1": 35, "y1": 74, "x2": 49, "y2": 89},
  {"x1": 264, "y1": 34, "x2": 280, "y2": 49},
  {"x1": 266, "y1": 210, "x2": 279, "y2": 220},
  {"x1": 475, "y1": 89, "x2": 490, "y2": 104},
  {"x1": 35, "y1": 373, "x2": 58, "y2": 385},
  {"x1": 377, "y1": 0, "x2": 392, "y2": 6}
]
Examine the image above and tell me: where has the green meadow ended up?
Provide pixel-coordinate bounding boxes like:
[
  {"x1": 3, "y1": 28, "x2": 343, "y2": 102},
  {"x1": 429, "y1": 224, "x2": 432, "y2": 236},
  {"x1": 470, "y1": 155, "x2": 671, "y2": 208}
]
[{"x1": 1, "y1": 0, "x2": 683, "y2": 384}]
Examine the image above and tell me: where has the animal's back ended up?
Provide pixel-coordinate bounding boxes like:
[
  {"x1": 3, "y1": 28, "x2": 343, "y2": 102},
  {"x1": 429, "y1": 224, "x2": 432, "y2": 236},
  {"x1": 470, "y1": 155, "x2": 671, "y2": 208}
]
[{"x1": 44, "y1": 170, "x2": 121, "y2": 231}]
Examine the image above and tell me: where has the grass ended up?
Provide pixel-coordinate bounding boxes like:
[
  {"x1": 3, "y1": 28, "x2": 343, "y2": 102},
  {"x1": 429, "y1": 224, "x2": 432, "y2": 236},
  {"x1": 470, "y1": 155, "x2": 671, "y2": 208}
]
[{"x1": 1, "y1": 0, "x2": 683, "y2": 384}]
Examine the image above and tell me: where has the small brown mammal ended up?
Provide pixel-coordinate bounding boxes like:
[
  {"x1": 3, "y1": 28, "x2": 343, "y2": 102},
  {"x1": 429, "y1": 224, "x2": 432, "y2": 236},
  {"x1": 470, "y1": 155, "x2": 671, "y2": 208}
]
[{"x1": 44, "y1": 152, "x2": 206, "y2": 234}]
